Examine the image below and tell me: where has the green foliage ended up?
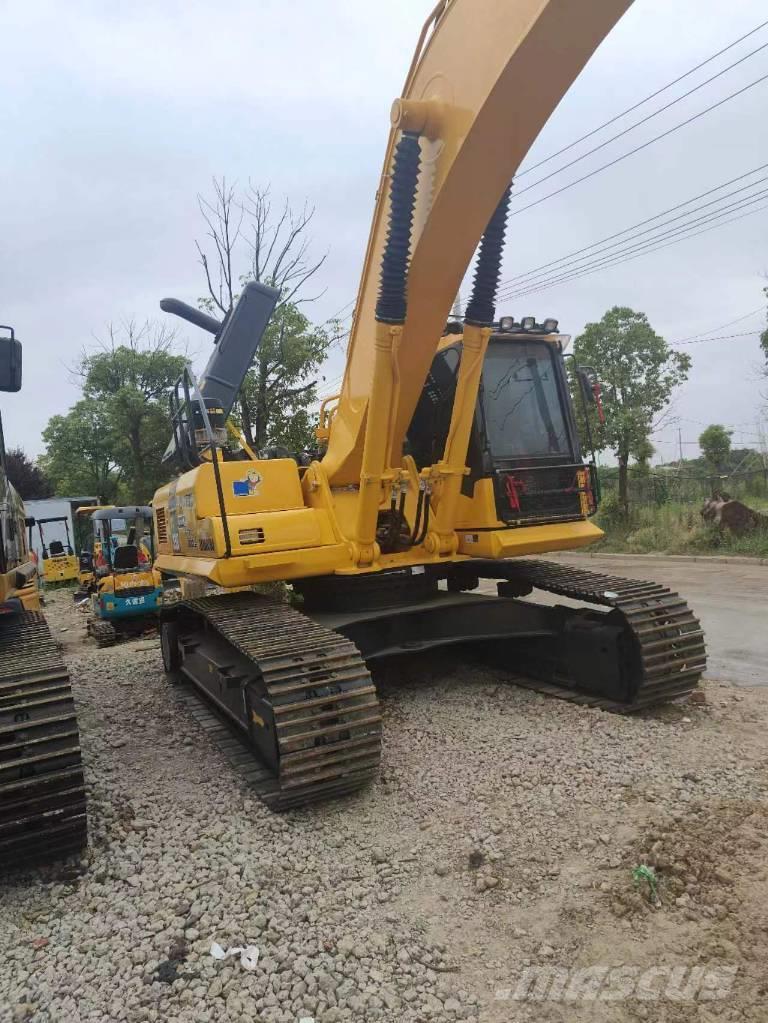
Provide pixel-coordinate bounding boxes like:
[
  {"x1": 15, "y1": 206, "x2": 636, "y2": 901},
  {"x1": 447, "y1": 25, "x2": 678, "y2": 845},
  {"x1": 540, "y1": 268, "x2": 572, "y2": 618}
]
[
  {"x1": 41, "y1": 399, "x2": 123, "y2": 502},
  {"x1": 698, "y1": 424, "x2": 732, "y2": 474},
  {"x1": 235, "y1": 302, "x2": 333, "y2": 452},
  {"x1": 41, "y1": 321, "x2": 186, "y2": 504},
  {"x1": 77, "y1": 323, "x2": 187, "y2": 503},
  {"x1": 573, "y1": 307, "x2": 690, "y2": 516},
  {"x1": 593, "y1": 500, "x2": 768, "y2": 558},
  {"x1": 5, "y1": 448, "x2": 53, "y2": 500}
]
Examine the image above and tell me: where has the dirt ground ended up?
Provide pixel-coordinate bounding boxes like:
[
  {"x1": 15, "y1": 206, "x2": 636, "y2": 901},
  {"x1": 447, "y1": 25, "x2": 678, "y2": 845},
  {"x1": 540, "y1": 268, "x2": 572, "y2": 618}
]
[{"x1": 1, "y1": 584, "x2": 767, "y2": 1023}]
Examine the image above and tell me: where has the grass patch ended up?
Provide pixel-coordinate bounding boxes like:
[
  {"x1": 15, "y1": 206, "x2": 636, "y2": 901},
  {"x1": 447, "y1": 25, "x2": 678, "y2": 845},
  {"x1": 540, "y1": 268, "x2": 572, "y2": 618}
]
[{"x1": 592, "y1": 497, "x2": 768, "y2": 558}]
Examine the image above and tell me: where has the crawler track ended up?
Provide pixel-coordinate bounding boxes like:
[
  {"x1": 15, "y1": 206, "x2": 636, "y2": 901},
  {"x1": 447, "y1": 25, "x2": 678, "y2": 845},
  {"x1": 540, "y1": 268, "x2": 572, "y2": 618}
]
[
  {"x1": 0, "y1": 612, "x2": 87, "y2": 870},
  {"x1": 87, "y1": 618, "x2": 117, "y2": 647},
  {"x1": 175, "y1": 594, "x2": 381, "y2": 810},
  {"x1": 506, "y1": 559, "x2": 707, "y2": 711}
]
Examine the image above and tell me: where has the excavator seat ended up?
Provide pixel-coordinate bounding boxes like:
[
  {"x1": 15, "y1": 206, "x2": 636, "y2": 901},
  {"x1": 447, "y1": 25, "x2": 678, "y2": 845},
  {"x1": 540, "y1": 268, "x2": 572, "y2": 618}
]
[
  {"x1": 113, "y1": 545, "x2": 139, "y2": 571},
  {"x1": 49, "y1": 540, "x2": 65, "y2": 557}
]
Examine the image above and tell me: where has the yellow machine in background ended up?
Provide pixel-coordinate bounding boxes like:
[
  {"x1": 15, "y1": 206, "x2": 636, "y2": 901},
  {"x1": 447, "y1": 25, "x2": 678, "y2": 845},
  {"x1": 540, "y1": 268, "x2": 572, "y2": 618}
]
[
  {"x1": 36, "y1": 515, "x2": 79, "y2": 585},
  {"x1": 151, "y1": 0, "x2": 705, "y2": 810},
  {"x1": 0, "y1": 325, "x2": 87, "y2": 870},
  {"x1": 77, "y1": 505, "x2": 163, "y2": 646}
]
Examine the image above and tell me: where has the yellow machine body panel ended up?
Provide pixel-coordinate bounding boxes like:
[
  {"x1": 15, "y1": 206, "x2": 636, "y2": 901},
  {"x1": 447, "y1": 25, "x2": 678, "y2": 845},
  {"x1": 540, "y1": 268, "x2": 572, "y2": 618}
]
[
  {"x1": 42, "y1": 553, "x2": 79, "y2": 585},
  {"x1": 153, "y1": 461, "x2": 348, "y2": 581},
  {"x1": 97, "y1": 567, "x2": 162, "y2": 595}
]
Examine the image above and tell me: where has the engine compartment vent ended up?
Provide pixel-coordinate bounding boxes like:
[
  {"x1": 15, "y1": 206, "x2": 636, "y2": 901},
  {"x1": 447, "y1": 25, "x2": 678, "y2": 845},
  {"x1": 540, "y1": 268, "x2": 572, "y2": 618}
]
[
  {"x1": 156, "y1": 507, "x2": 168, "y2": 544},
  {"x1": 239, "y1": 527, "x2": 266, "y2": 546}
]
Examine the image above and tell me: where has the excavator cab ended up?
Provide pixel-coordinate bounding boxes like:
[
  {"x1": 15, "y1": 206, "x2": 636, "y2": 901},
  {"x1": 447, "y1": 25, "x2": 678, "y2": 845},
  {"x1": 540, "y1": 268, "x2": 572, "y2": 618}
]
[{"x1": 408, "y1": 317, "x2": 599, "y2": 531}]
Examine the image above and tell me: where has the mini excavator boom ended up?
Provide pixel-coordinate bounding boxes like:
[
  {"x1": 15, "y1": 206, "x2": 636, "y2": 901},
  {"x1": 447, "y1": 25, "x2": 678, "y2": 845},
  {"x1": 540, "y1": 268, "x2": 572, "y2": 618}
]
[{"x1": 153, "y1": 0, "x2": 705, "y2": 809}]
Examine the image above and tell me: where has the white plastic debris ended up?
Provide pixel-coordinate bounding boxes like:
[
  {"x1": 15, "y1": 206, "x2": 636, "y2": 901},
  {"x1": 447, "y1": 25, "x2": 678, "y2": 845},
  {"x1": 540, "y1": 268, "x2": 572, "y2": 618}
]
[
  {"x1": 210, "y1": 941, "x2": 259, "y2": 971},
  {"x1": 603, "y1": 590, "x2": 619, "y2": 599},
  {"x1": 299, "y1": 1018, "x2": 316, "y2": 1023}
]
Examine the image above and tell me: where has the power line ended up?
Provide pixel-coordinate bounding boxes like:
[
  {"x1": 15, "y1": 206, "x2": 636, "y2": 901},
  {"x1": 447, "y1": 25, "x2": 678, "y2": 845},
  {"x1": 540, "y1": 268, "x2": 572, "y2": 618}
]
[
  {"x1": 517, "y1": 19, "x2": 768, "y2": 178},
  {"x1": 671, "y1": 305, "x2": 767, "y2": 343},
  {"x1": 501, "y1": 196, "x2": 768, "y2": 301},
  {"x1": 498, "y1": 179, "x2": 768, "y2": 300},
  {"x1": 673, "y1": 331, "x2": 762, "y2": 346},
  {"x1": 497, "y1": 163, "x2": 768, "y2": 295},
  {"x1": 505, "y1": 70, "x2": 768, "y2": 221},
  {"x1": 509, "y1": 39, "x2": 768, "y2": 201}
]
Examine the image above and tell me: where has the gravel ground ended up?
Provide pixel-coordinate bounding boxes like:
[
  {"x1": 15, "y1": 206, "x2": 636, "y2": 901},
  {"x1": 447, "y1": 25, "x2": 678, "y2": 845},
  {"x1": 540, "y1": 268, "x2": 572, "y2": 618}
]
[{"x1": 1, "y1": 589, "x2": 767, "y2": 1023}]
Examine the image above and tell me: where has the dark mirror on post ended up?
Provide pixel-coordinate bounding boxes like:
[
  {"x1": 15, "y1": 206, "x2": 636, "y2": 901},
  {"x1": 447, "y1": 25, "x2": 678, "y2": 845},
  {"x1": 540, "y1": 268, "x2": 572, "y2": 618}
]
[
  {"x1": 576, "y1": 366, "x2": 598, "y2": 405},
  {"x1": 0, "y1": 327, "x2": 22, "y2": 392}
]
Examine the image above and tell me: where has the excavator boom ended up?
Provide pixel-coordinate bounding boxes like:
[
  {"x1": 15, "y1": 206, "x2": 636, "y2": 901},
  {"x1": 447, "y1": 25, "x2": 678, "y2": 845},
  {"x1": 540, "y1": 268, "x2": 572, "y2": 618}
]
[{"x1": 322, "y1": 0, "x2": 633, "y2": 484}]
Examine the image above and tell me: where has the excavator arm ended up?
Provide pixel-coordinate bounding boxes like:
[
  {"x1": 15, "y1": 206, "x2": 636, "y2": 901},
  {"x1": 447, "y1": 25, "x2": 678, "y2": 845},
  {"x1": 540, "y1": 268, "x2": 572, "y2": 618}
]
[{"x1": 322, "y1": 0, "x2": 632, "y2": 486}]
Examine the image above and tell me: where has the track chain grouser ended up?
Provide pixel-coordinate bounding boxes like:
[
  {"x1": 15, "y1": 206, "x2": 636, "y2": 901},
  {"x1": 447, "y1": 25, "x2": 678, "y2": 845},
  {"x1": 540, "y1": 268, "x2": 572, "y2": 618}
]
[
  {"x1": 506, "y1": 559, "x2": 707, "y2": 711},
  {"x1": 177, "y1": 594, "x2": 382, "y2": 811},
  {"x1": 0, "y1": 612, "x2": 87, "y2": 870},
  {"x1": 87, "y1": 618, "x2": 117, "y2": 648}
]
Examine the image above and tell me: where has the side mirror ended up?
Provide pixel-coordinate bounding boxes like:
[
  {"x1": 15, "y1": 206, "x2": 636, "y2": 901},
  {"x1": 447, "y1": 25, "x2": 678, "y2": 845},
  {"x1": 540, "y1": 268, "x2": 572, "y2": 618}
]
[
  {"x1": 0, "y1": 327, "x2": 22, "y2": 392},
  {"x1": 576, "y1": 366, "x2": 598, "y2": 405}
]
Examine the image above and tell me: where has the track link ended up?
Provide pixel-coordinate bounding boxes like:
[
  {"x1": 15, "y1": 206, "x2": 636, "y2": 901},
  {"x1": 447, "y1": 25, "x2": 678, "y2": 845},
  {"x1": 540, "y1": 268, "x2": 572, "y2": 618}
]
[
  {"x1": 506, "y1": 559, "x2": 706, "y2": 711},
  {"x1": 0, "y1": 612, "x2": 87, "y2": 870},
  {"x1": 87, "y1": 618, "x2": 117, "y2": 647},
  {"x1": 178, "y1": 594, "x2": 381, "y2": 810}
]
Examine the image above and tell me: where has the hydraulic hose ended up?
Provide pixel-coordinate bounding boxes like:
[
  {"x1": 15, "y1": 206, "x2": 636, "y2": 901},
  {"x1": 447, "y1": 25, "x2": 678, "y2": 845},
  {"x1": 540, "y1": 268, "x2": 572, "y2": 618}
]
[
  {"x1": 464, "y1": 185, "x2": 512, "y2": 327},
  {"x1": 375, "y1": 131, "x2": 422, "y2": 324}
]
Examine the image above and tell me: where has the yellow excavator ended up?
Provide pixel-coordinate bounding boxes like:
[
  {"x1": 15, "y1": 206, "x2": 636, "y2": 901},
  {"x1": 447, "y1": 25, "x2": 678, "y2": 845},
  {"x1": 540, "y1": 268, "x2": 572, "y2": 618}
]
[
  {"x1": 152, "y1": 0, "x2": 705, "y2": 809},
  {"x1": 0, "y1": 326, "x2": 87, "y2": 869}
]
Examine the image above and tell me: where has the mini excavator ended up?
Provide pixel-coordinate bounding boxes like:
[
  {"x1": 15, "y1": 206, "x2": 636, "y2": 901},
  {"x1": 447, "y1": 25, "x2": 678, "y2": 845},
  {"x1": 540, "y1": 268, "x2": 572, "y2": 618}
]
[
  {"x1": 36, "y1": 516, "x2": 79, "y2": 586},
  {"x1": 79, "y1": 506, "x2": 163, "y2": 647},
  {"x1": 153, "y1": 0, "x2": 705, "y2": 809},
  {"x1": 0, "y1": 326, "x2": 86, "y2": 870}
]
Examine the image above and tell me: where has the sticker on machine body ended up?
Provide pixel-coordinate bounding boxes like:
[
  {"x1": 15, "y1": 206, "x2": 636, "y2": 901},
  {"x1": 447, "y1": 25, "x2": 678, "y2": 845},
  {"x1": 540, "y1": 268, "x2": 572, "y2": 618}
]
[{"x1": 232, "y1": 470, "x2": 263, "y2": 497}]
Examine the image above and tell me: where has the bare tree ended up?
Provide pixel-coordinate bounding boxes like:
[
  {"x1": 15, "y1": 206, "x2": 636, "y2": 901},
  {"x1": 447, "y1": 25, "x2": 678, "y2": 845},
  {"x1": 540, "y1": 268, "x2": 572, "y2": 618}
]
[
  {"x1": 196, "y1": 178, "x2": 327, "y2": 315},
  {"x1": 193, "y1": 177, "x2": 339, "y2": 451}
]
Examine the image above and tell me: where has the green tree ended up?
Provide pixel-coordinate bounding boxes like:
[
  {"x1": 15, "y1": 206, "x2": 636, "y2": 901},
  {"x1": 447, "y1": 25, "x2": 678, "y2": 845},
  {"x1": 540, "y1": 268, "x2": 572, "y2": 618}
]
[
  {"x1": 5, "y1": 448, "x2": 54, "y2": 499},
  {"x1": 698, "y1": 423, "x2": 732, "y2": 475},
  {"x1": 41, "y1": 399, "x2": 123, "y2": 502},
  {"x1": 574, "y1": 307, "x2": 690, "y2": 518},
  {"x1": 75, "y1": 320, "x2": 187, "y2": 502},
  {"x1": 631, "y1": 437, "x2": 655, "y2": 477},
  {"x1": 194, "y1": 178, "x2": 340, "y2": 452}
]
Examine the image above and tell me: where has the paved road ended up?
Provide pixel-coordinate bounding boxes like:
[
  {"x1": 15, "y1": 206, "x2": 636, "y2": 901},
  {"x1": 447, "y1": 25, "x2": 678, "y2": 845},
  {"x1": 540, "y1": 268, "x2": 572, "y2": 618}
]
[{"x1": 480, "y1": 554, "x2": 767, "y2": 686}]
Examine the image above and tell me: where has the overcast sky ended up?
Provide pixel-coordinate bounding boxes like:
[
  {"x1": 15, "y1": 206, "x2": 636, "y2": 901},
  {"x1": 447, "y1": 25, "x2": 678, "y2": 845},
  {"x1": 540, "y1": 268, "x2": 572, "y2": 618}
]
[{"x1": 1, "y1": 0, "x2": 767, "y2": 463}]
